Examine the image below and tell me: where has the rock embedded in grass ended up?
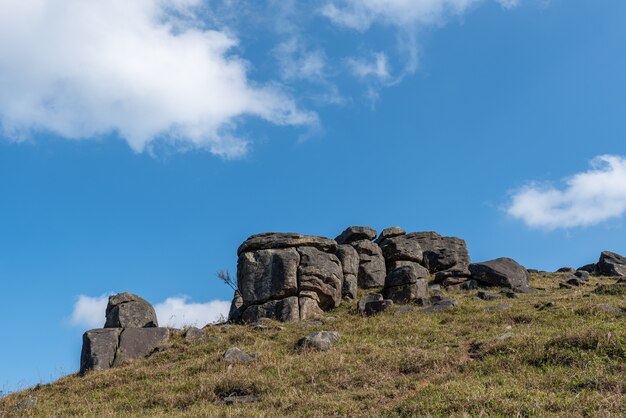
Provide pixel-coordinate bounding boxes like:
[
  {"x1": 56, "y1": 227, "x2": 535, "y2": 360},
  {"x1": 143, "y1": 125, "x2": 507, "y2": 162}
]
[
  {"x1": 476, "y1": 291, "x2": 502, "y2": 301},
  {"x1": 296, "y1": 331, "x2": 340, "y2": 351},
  {"x1": 364, "y1": 299, "x2": 394, "y2": 316},
  {"x1": 223, "y1": 347, "x2": 256, "y2": 364}
]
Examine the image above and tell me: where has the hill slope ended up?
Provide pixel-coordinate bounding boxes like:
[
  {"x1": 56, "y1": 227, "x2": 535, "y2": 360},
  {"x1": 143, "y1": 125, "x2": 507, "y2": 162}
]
[{"x1": 2, "y1": 274, "x2": 625, "y2": 417}]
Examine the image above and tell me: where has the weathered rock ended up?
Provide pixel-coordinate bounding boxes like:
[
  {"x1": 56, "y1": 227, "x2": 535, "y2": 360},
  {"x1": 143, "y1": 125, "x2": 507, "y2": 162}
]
[
  {"x1": 228, "y1": 290, "x2": 244, "y2": 323},
  {"x1": 434, "y1": 267, "x2": 472, "y2": 283},
  {"x1": 575, "y1": 270, "x2": 590, "y2": 281},
  {"x1": 184, "y1": 327, "x2": 207, "y2": 342},
  {"x1": 297, "y1": 246, "x2": 343, "y2": 310},
  {"x1": 597, "y1": 251, "x2": 626, "y2": 277},
  {"x1": 476, "y1": 291, "x2": 502, "y2": 301},
  {"x1": 351, "y1": 240, "x2": 386, "y2": 288},
  {"x1": 240, "y1": 297, "x2": 300, "y2": 323},
  {"x1": 237, "y1": 232, "x2": 337, "y2": 255},
  {"x1": 80, "y1": 328, "x2": 122, "y2": 374},
  {"x1": 104, "y1": 293, "x2": 158, "y2": 329},
  {"x1": 384, "y1": 264, "x2": 427, "y2": 287},
  {"x1": 357, "y1": 293, "x2": 383, "y2": 314},
  {"x1": 335, "y1": 226, "x2": 377, "y2": 245},
  {"x1": 299, "y1": 291, "x2": 325, "y2": 320},
  {"x1": 375, "y1": 226, "x2": 406, "y2": 243},
  {"x1": 394, "y1": 305, "x2": 415, "y2": 316},
  {"x1": 222, "y1": 394, "x2": 260, "y2": 404},
  {"x1": 566, "y1": 277, "x2": 584, "y2": 287},
  {"x1": 337, "y1": 244, "x2": 359, "y2": 297},
  {"x1": 383, "y1": 264, "x2": 429, "y2": 303},
  {"x1": 379, "y1": 235, "x2": 423, "y2": 264},
  {"x1": 577, "y1": 263, "x2": 598, "y2": 274},
  {"x1": 114, "y1": 328, "x2": 172, "y2": 366},
  {"x1": 409, "y1": 232, "x2": 470, "y2": 274},
  {"x1": 13, "y1": 397, "x2": 37, "y2": 412},
  {"x1": 556, "y1": 267, "x2": 575, "y2": 273},
  {"x1": 420, "y1": 298, "x2": 457, "y2": 314},
  {"x1": 560, "y1": 282, "x2": 574, "y2": 290},
  {"x1": 237, "y1": 248, "x2": 299, "y2": 305},
  {"x1": 223, "y1": 347, "x2": 256, "y2": 364},
  {"x1": 469, "y1": 258, "x2": 530, "y2": 291},
  {"x1": 364, "y1": 299, "x2": 394, "y2": 316},
  {"x1": 447, "y1": 279, "x2": 478, "y2": 292},
  {"x1": 297, "y1": 331, "x2": 340, "y2": 351}
]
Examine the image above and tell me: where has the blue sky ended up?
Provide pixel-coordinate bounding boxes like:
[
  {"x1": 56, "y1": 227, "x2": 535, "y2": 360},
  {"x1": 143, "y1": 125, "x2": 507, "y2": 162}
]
[{"x1": 2, "y1": 0, "x2": 626, "y2": 393}]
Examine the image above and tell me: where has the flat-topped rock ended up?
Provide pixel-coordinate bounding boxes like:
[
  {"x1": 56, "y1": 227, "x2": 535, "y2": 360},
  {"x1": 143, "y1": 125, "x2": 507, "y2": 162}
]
[
  {"x1": 597, "y1": 251, "x2": 626, "y2": 276},
  {"x1": 408, "y1": 231, "x2": 470, "y2": 274},
  {"x1": 335, "y1": 226, "x2": 377, "y2": 245},
  {"x1": 469, "y1": 258, "x2": 530, "y2": 291},
  {"x1": 237, "y1": 233, "x2": 337, "y2": 256},
  {"x1": 104, "y1": 292, "x2": 158, "y2": 329},
  {"x1": 80, "y1": 328, "x2": 121, "y2": 374},
  {"x1": 237, "y1": 248, "x2": 299, "y2": 305},
  {"x1": 351, "y1": 239, "x2": 386, "y2": 288},
  {"x1": 375, "y1": 227, "x2": 406, "y2": 243},
  {"x1": 379, "y1": 235, "x2": 423, "y2": 264}
]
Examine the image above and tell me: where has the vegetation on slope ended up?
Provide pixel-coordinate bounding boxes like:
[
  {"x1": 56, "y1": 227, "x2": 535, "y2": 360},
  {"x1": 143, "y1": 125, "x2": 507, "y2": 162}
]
[{"x1": 1, "y1": 274, "x2": 625, "y2": 417}]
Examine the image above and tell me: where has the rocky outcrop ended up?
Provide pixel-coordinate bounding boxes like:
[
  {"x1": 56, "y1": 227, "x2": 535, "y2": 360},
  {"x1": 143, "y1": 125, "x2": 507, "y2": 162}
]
[
  {"x1": 335, "y1": 226, "x2": 377, "y2": 245},
  {"x1": 597, "y1": 251, "x2": 626, "y2": 277},
  {"x1": 81, "y1": 293, "x2": 172, "y2": 374},
  {"x1": 104, "y1": 292, "x2": 158, "y2": 328},
  {"x1": 336, "y1": 245, "x2": 359, "y2": 299},
  {"x1": 235, "y1": 233, "x2": 344, "y2": 323},
  {"x1": 350, "y1": 238, "x2": 386, "y2": 289},
  {"x1": 409, "y1": 232, "x2": 471, "y2": 285},
  {"x1": 379, "y1": 232, "x2": 429, "y2": 303},
  {"x1": 469, "y1": 258, "x2": 530, "y2": 291}
]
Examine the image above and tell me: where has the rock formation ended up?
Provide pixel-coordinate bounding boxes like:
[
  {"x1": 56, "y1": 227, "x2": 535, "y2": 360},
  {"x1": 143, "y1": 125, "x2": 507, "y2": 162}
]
[
  {"x1": 597, "y1": 251, "x2": 626, "y2": 276},
  {"x1": 469, "y1": 258, "x2": 530, "y2": 291},
  {"x1": 409, "y1": 232, "x2": 472, "y2": 285}
]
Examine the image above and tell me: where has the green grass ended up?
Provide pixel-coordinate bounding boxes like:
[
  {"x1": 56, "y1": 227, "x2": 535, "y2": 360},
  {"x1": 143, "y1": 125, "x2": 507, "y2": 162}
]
[{"x1": 2, "y1": 274, "x2": 625, "y2": 417}]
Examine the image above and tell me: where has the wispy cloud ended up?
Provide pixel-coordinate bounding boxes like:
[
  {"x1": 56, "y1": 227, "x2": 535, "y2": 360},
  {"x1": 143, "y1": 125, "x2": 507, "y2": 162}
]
[
  {"x1": 347, "y1": 53, "x2": 390, "y2": 81},
  {"x1": 507, "y1": 155, "x2": 626, "y2": 230},
  {"x1": 0, "y1": 0, "x2": 316, "y2": 158},
  {"x1": 69, "y1": 294, "x2": 230, "y2": 330}
]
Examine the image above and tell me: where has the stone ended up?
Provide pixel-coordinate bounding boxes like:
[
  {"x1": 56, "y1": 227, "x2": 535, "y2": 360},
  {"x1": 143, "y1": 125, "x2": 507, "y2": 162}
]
[
  {"x1": 597, "y1": 251, "x2": 626, "y2": 277},
  {"x1": 469, "y1": 258, "x2": 530, "y2": 291},
  {"x1": 228, "y1": 290, "x2": 244, "y2": 323},
  {"x1": 559, "y1": 283, "x2": 574, "y2": 290},
  {"x1": 420, "y1": 298, "x2": 457, "y2": 314},
  {"x1": 379, "y1": 235, "x2": 423, "y2": 264},
  {"x1": 536, "y1": 301, "x2": 556, "y2": 311},
  {"x1": 394, "y1": 305, "x2": 415, "y2": 316},
  {"x1": 364, "y1": 299, "x2": 394, "y2": 316},
  {"x1": 337, "y1": 244, "x2": 359, "y2": 299},
  {"x1": 300, "y1": 319, "x2": 324, "y2": 327},
  {"x1": 351, "y1": 240, "x2": 386, "y2": 288},
  {"x1": 383, "y1": 279, "x2": 428, "y2": 304},
  {"x1": 384, "y1": 264, "x2": 428, "y2": 287},
  {"x1": 409, "y1": 232, "x2": 471, "y2": 274},
  {"x1": 593, "y1": 283, "x2": 626, "y2": 295},
  {"x1": 104, "y1": 292, "x2": 158, "y2": 329},
  {"x1": 441, "y1": 276, "x2": 468, "y2": 287},
  {"x1": 240, "y1": 297, "x2": 300, "y2": 323},
  {"x1": 575, "y1": 270, "x2": 590, "y2": 281},
  {"x1": 477, "y1": 291, "x2": 502, "y2": 301},
  {"x1": 577, "y1": 263, "x2": 598, "y2": 274},
  {"x1": 237, "y1": 232, "x2": 337, "y2": 255},
  {"x1": 497, "y1": 332, "x2": 514, "y2": 341},
  {"x1": 618, "y1": 277, "x2": 626, "y2": 284},
  {"x1": 297, "y1": 331, "x2": 340, "y2": 351},
  {"x1": 237, "y1": 248, "x2": 299, "y2": 305},
  {"x1": 375, "y1": 226, "x2": 406, "y2": 243},
  {"x1": 335, "y1": 226, "x2": 377, "y2": 245},
  {"x1": 80, "y1": 328, "x2": 122, "y2": 374},
  {"x1": 566, "y1": 277, "x2": 584, "y2": 287},
  {"x1": 434, "y1": 268, "x2": 472, "y2": 283},
  {"x1": 13, "y1": 397, "x2": 37, "y2": 412},
  {"x1": 184, "y1": 327, "x2": 207, "y2": 342},
  {"x1": 299, "y1": 291, "x2": 325, "y2": 320},
  {"x1": 357, "y1": 293, "x2": 383, "y2": 314},
  {"x1": 222, "y1": 394, "x2": 260, "y2": 404},
  {"x1": 500, "y1": 291, "x2": 517, "y2": 299},
  {"x1": 114, "y1": 328, "x2": 172, "y2": 366},
  {"x1": 223, "y1": 347, "x2": 256, "y2": 364},
  {"x1": 297, "y1": 246, "x2": 343, "y2": 310},
  {"x1": 556, "y1": 267, "x2": 575, "y2": 273}
]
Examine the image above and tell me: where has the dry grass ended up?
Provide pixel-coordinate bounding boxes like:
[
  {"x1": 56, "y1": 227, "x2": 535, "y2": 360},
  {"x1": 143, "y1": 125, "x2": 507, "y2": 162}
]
[{"x1": 2, "y1": 274, "x2": 625, "y2": 417}]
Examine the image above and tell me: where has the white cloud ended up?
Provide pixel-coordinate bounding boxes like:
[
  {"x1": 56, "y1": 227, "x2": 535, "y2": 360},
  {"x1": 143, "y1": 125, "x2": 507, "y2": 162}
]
[
  {"x1": 274, "y1": 38, "x2": 327, "y2": 82},
  {"x1": 69, "y1": 294, "x2": 230, "y2": 330},
  {"x1": 347, "y1": 53, "x2": 391, "y2": 81},
  {"x1": 0, "y1": 0, "x2": 316, "y2": 158},
  {"x1": 507, "y1": 155, "x2": 626, "y2": 230},
  {"x1": 154, "y1": 297, "x2": 230, "y2": 328}
]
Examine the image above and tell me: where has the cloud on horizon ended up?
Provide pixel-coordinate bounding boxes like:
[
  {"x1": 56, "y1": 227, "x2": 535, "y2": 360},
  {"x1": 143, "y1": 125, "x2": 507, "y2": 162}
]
[
  {"x1": 69, "y1": 294, "x2": 230, "y2": 329},
  {"x1": 0, "y1": 0, "x2": 316, "y2": 158},
  {"x1": 507, "y1": 155, "x2": 626, "y2": 230}
]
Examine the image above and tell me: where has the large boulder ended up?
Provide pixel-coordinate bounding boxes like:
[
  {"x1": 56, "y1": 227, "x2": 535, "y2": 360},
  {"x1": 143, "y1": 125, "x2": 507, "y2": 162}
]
[
  {"x1": 297, "y1": 246, "x2": 343, "y2": 310},
  {"x1": 335, "y1": 226, "x2": 377, "y2": 245},
  {"x1": 378, "y1": 235, "x2": 423, "y2": 264},
  {"x1": 104, "y1": 293, "x2": 158, "y2": 329},
  {"x1": 375, "y1": 227, "x2": 406, "y2": 244},
  {"x1": 382, "y1": 264, "x2": 429, "y2": 304},
  {"x1": 469, "y1": 258, "x2": 530, "y2": 291},
  {"x1": 228, "y1": 290, "x2": 244, "y2": 323},
  {"x1": 240, "y1": 297, "x2": 300, "y2": 323},
  {"x1": 336, "y1": 244, "x2": 359, "y2": 299},
  {"x1": 409, "y1": 232, "x2": 471, "y2": 276},
  {"x1": 297, "y1": 331, "x2": 340, "y2": 351},
  {"x1": 114, "y1": 328, "x2": 172, "y2": 366},
  {"x1": 237, "y1": 248, "x2": 299, "y2": 305},
  {"x1": 597, "y1": 251, "x2": 626, "y2": 277},
  {"x1": 351, "y1": 240, "x2": 386, "y2": 288},
  {"x1": 80, "y1": 328, "x2": 121, "y2": 374},
  {"x1": 237, "y1": 233, "x2": 337, "y2": 255}
]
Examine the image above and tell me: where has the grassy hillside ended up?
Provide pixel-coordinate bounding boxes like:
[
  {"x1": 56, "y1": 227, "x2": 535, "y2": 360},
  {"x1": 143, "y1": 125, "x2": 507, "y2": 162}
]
[{"x1": 2, "y1": 274, "x2": 625, "y2": 417}]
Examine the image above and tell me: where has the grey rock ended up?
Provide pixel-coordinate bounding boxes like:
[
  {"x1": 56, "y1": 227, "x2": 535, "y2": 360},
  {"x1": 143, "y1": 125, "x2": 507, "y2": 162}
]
[
  {"x1": 184, "y1": 327, "x2": 207, "y2": 342},
  {"x1": 335, "y1": 226, "x2": 377, "y2": 245},
  {"x1": 556, "y1": 267, "x2": 575, "y2": 273},
  {"x1": 379, "y1": 235, "x2": 423, "y2": 264},
  {"x1": 80, "y1": 328, "x2": 122, "y2": 374},
  {"x1": 434, "y1": 267, "x2": 472, "y2": 283},
  {"x1": 566, "y1": 277, "x2": 584, "y2": 287},
  {"x1": 237, "y1": 232, "x2": 337, "y2": 256},
  {"x1": 240, "y1": 297, "x2": 300, "y2": 323},
  {"x1": 300, "y1": 319, "x2": 324, "y2": 327},
  {"x1": 364, "y1": 299, "x2": 394, "y2": 316},
  {"x1": 593, "y1": 283, "x2": 626, "y2": 295},
  {"x1": 394, "y1": 305, "x2": 415, "y2": 316},
  {"x1": 13, "y1": 397, "x2": 36, "y2": 412},
  {"x1": 299, "y1": 291, "x2": 325, "y2": 320},
  {"x1": 342, "y1": 274, "x2": 358, "y2": 300},
  {"x1": 500, "y1": 291, "x2": 517, "y2": 299},
  {"x1": 237, "y1": 248, "x2": 299, "y2": 305},
  {"x1": 223, "y1": 347, "x2": 256, "y2": 364},
  {"x1": 409, "y1": 232, "x2": 470, "y2": 274},
  {"x1": 476, "y1": 291, "x2": 502, "y2": 301},
  {"x1": 575, "y1": 270, "x2": 591, "y2": 281},
  {"x1": 357, "y1": 293, "x2": 383, "y2": 314},
  {"x1": 385, "y1": 264, "x2": 428, "y2": 287},
  {"x1": 228, "y1": 290, "x2": 244, "y2": 323},
  {"x1": 383, "y1": 279, "x2": 428, "y2": 304},
  {"x1": 559, "y1": 283, "x2": 574, "y2": 290},
  {"x1": 297, "y1": 246, "x2": 343, "y2": 310},
  {"x1": 496, "y1": 332, "x2": 514, "y2": 341},
  {"x1": 420, "y1": 298, "x2": 457, "y2": 314},
  {"x1": 337, "y1": 244, "x2": 359, "y2": 299},
  {"x1": 297, "y1": 331, "x2": 340, "y2": 351},
  {"x1": 536, "y1": 301, "x2": 557, "y2": 311},
  {"x1": 351, "y1": 240, "x2": 386, "y2": 288},
  {"x1": 222, "y1": 394, "x2": 260, "y2": 404},
  {"x1": 597, "y1": 251, "x2": 626, "y2": 276},
  {"x1": 375, "y1": 226, "x2": 406, "y2": 243},
  {"x1": 618, "y1": 277, "x2": 626, "y2": 284},
  {"x1": 114, "y1": 328, "x2": 172, "y2": 366},
  {"x1": 469, "y1": 258, "x2": 530, "y2": 291},
  {"x1": 578, "y1": 263, "x2": 598, "y2": 274},
  {"x1": 104, "y1": 292, "x2": 158, "y2": 329}
]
